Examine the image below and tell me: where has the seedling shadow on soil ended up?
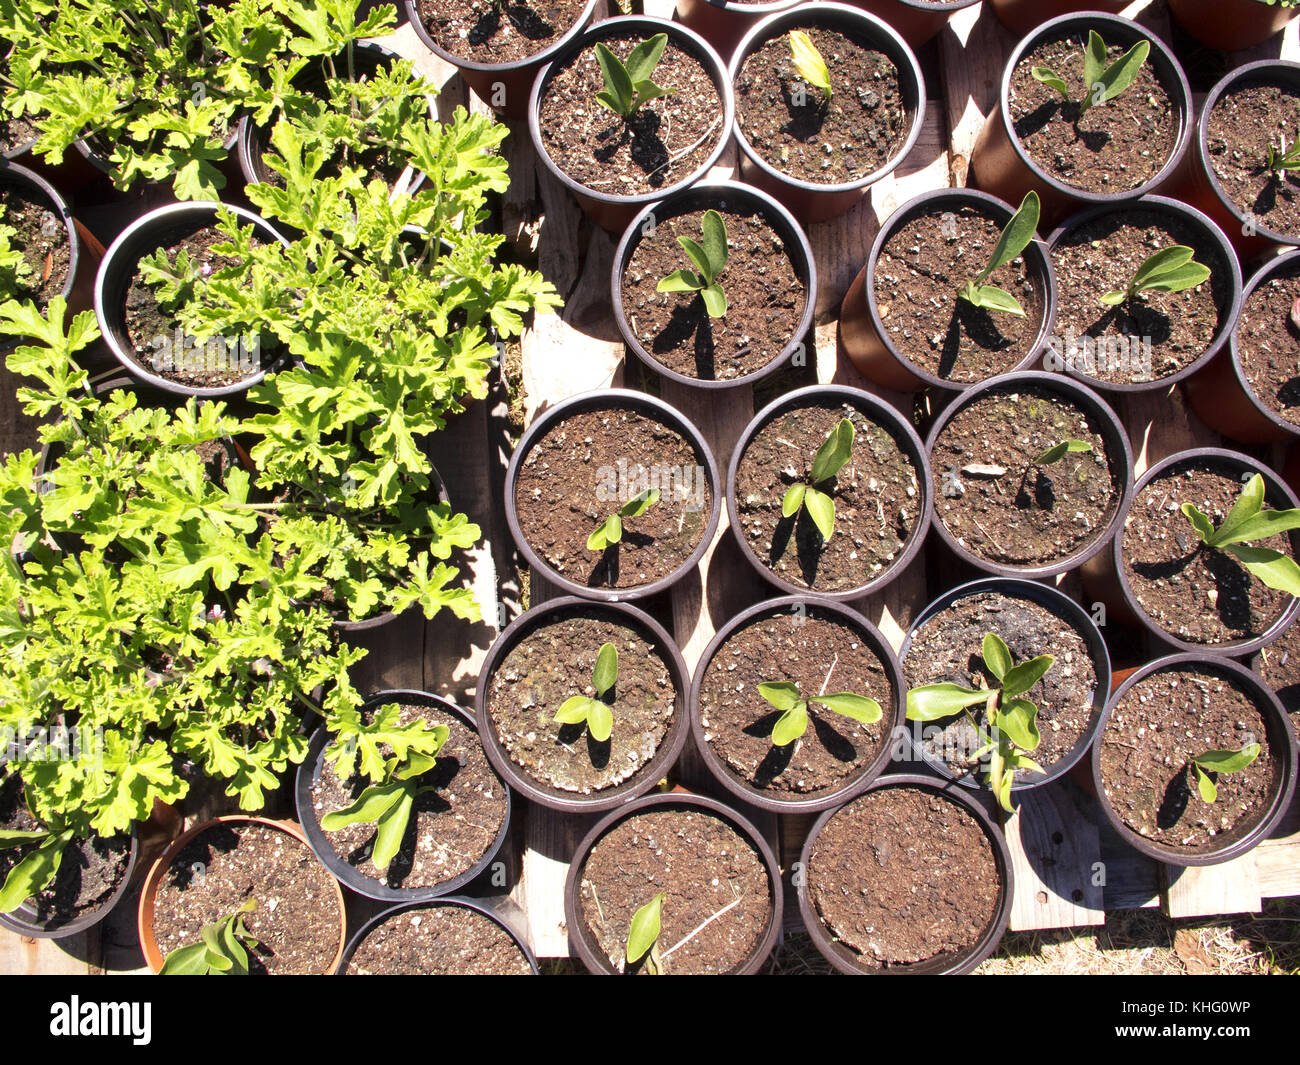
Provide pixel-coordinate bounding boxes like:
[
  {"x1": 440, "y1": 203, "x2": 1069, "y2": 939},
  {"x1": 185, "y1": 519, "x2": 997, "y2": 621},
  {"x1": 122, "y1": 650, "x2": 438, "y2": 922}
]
[
  {"x1": 594, "y1": 113, "x2": 670, "y2": 183},
  {"x1": 936, "y1": 303, "x2": 1019, "y2": 378},
  {"x1": 1131, "y1": 548, "x2": 1255, "y2": 632},
  {"x1": 556, "y1": 721, "x2": 614, "y2": 770},
  {"x1": 769, "y1": 506, "x2": 827, "y2": 587},
  {"x1": 587, "y1": 530, "x2": 654, "y2": 587},
  {"x1": 651, "y1": 299, "x2": 718, "y2": 378},
  {"x1": 742, "y1": 710, "x2": 859, "y2": 786},
  {"x1": 469, "y1": 5, "x2": 560, "y2": 46}
]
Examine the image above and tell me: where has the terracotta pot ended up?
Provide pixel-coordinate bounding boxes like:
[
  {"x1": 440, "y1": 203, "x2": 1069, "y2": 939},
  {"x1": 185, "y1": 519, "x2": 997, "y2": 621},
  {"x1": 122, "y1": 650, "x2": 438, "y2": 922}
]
[
  {"x1": 1168, "y1": 0, "x2": 1298, "y2": 52},
  {"x1": 673, "y1": 0, "x2": 800, "y2": 62},
  {"x1": 970, "y1": 12, "x2": 1194, "y2": 230},
  {"x1": 846, "y1": 0, "x2": 981, "y2": 48},
  {"x1": 839, "y1": 186, "x2": 1057, "y2": 391},
  {"x1": 137, "y1": 815, "x2": 347, "y2": 974},
  {"x1": 987, "y1": 0, "x2": 1128, "y2": 38}
]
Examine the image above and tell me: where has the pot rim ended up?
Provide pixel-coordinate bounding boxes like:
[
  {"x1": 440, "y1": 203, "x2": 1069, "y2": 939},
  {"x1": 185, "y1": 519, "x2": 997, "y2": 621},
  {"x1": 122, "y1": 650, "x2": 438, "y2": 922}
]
[
  {"x1": 922, "y1": 369, "x2": 1135, "y2": 579},
  {"x1": 610, "y1": 179, "x2": 817, "y2": 390},
  {"x1": 403, "y1": 0, "x2": 600, "y2": 76},
  {"x1": 1090, "y1": 651, "x2": 1299, "y2": 866},
  {"x1": 726, "y1": 382, "x2": 934, "y2": 600},
  {"x1": 0, "y1": 160, "x2": 81, "y2": 320},
  {"x1": 1225, "y1": 247, "x2": 1300, "y2": 443}
]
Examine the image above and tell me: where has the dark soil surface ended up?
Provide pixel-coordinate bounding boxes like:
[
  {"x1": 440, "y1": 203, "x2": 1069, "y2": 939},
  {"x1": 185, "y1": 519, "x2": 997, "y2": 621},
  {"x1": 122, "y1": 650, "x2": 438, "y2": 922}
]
[
  {"x1": 1122, "y1": 459, "x2": 1297, "y2": 646},
  {"x1": 1009, "y1": 31, "x2": 1177, "y2": 194},
  {"x1": 537, "y1": 33, "x2": 723, "y2": 195},
  {"x1": 735, "y1": 25, "x2": 908, "y2": 185},
  {"x1": 310, "y1": 702, "x2": 507, "y2": 890},
  {"x1": 416, "y1": 0, "x2": 588, "y2": 64},
  {"x1": 1235, "y1": 265, "x2": 1300, "y2": 429},
  {"x1": 621, "y1": 205, "x2": 805, "y2": 381},
  {"x1": 1205, "y1": 80, "x2": 1300, "y2": 238},
  {"x1": 902, "y1": 590, "x2": 1099, "y2": 781},
  {"x1": 806, "y1": 786, "x2": 1001, "y2": 968},
  {"x1": 0, "y1": 183, "x2": 70, "y2": 310},
  {"x1": 485, "y1": 612, "x2": 677, "y2": 794},
  {"x1": 1258, "y1": 622, "x2": 1300, "y2": 715},
  {"x1": 576, "y1": 808, "x2": 773, "y2": 974},
  {"x1": 345, "y1": 903, "x2": 532, "y2": 974},
  {"x1": 698, "y1": 606, "x2": 894, "y2": 799},
  {"x1": 873, "y1": 203, "x2": 1044, "y2": 383},
  {"x1": 151, "y1": 822, "x2": 342, "y2": 974},
  {"x1": 930, "y1": 384, "x2": 1120, "y2": 568},
  {"x1": 733, "y1": 400, "x2": 921, "y2": 592},
  {"x1": 0, "y1": 115, "x2": 39, "y2": 154},
  {"x1": 1049, "y1": 208, "x2": 1228, "y2": 385},
  {"x1": 514, "y1": 407, "x2": 712, "y2": 590},
  {"x1": 1100, "y1": 667, "x2": 1279, "y2": 852},
  {"x1": 0, "y1": 775, "x2": 130, "y2": 924}
]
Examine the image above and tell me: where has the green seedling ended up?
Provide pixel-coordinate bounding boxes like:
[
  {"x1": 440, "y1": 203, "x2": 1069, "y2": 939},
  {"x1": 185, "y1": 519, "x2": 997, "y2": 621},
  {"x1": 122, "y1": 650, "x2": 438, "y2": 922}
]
[
  {"x1": 906, "y1": 632, "x2": 1054, "y2": 811},
  {"x1": 782, "y1": 417, "x2": 854, "y2": 541},
  {"x1": 1266, "y1": 133, "x2": 1300, "y2": 176},
  {"x1": 1180, "y1": 473, "x2": 1300, "y2": 596},
  {"x1": 958, "y1": 191, "x2": 1040, "y2": 317},
  {"x1": 588, "y1": 488, "x2": 660, "y2": 552},
  {"x1": 554, "y1": 641, "x2": 618, "y2": 743},
  {"x1": 0, "y1": 203, "x2": 33, "y2": 300},
  {"x1": 0, "y1": 825, "x2": 74, "y2": 914},
  {"x1": 1035, "y1": 439, "x2": 1092, "y2": 465},
  {"x1": 788, "y1": 30, "x2": 832, "y2": 103},
  {"x1": 1031, "y1": 30, "x2": 1150, "y2": 115},
  {"x1": 159, "y1": 900, "x2": 259, "y2": 975},
  {"x1": 657, "y1": 209, "x2": 729, "y2": 318},
  {"x1": 595, "y1": 34, "x2": 674, "y2": 120},
  {"x1": 1099, "y1": 245, "x2": 1211, "y2": 307},
  {"x1": 626, "y1": 891, "x2": 665, "y2": 974},
  {"x1": 757, "y1": 680, "x2": 882, "y2": 747},
  {"x1": 1189, "y1": 744, "x2": 1261, "y2": 804}
]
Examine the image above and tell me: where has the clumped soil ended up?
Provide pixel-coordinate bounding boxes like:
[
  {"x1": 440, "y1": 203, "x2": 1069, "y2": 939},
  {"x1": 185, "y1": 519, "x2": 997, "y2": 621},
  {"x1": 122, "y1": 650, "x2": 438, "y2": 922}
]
[
  {"x1": 310, "y1": 702, "x2": 507, "y2": 890},
  {"x1": 576, "y1": 808, "x2": 773, "y2": 974},
  {"x1": 1258, "y1": 622, "x2": 1300, "y2": 715},
  {"x1": 733, "y1": 401, "x2": 921, "y2": 593},
  {"x1": 873, "y1": 204, "x2": 1044, "y2": 383},
  {"x1": 1100, "y1": 667, "x2": 1279, "y2": 852},
  {"x1": 416, "y1": 0, "x2": 588, "y2": 64},
  {"x1": 486, "y1": 612, "x2": 677, "y2": 794},
  {"x1": 0, "y1": 114, "x2": 39, "y2": 154},
  {"x1": 735, "y1": 25, "x2": 908, "y2": 185},
  {"x1": 537, "y1": 33, "x2": 723, "y2": 195},
  {"x1": 1009, "y1": 32, "x2": 1177, "y2": 194},
  {"x1": 1205, "y1": 80, "x2": 1300, "y2": 238},
  {"x1": 698, "y1": 606, "x2": 895, "y2": 799},
  {"x1": 1235, "y1": 266, "x2": 1300, "y2": 430},
  {"x1": 0, "y1": 183, "x2": 71, "y2": 310},
  {"x1": 903, "y1": 590, "x2": 1099, "y2": 781},
  {"x1": 1123, "y1": 459, "x2": 1297, "y2": 646},
  {"x1": 151, "y1": 822, "x2": 342, "y2": 974},
  {"x1": 0, "y1": 775, "x2": 130, "y2": 924},
  {"x1": 1050, "y1": 208, "x2": 1228, "y2": 385},
  {"x1": 345, "y1": 903, "x2": 532, "y2": 975},
  {"x1": 514, "y1": 407, "x2": 712, "y2": 590},
  {"x1": 930, "y1": 385, "x2": 1120, "y2": 568},
  {"x1": 621, "y1": 205, "x2": 805, "y2": 381},
  {"x1": 807, "y1": 786, "x2": 1001, "y2": 968}
]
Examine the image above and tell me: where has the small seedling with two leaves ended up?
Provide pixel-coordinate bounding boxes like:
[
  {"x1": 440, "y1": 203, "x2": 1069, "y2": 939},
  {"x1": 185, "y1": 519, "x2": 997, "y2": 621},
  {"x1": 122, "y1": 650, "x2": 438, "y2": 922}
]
[
  {"x1": 159, "y1": 900, "x2": 259, "y2": 975},
  {"x1": 788, "y1": 30, "x2": 832, "y2": 104},
  {"x1": 1099, "y1": 245, "x2": 1211, "y2": 307},
  {"x1": 626, "y1": 891, "x2": 664, "y2": 974},
  {"x1": 588, "y1": 488, "x2": 660, "y2": 552},
  {"x1": 1189, "y1": 743, "x2": 1261, "y2": 804},
  {"x1": 657, "y1": 209, "x2": 729, "y2": 318},
  {"x1": 1180, "y1": 473, "x2": 1300, "y2": 596},
  {"x1": 0, "y1": 824, "x2": 74, "y2": 914},
  {"x1": 554, "y1": 642, "x2": 618, "y2": 743},
  {"x1": 1031, "y1": 30, "x2": 1150, "y2": 115},
  {"x1": 958, "y1": 191, "x2": 1040, "y2": 317},
  {"x1": 595, "y1": 34, "x2": 674, "y2": 120},
  {"x1": 757, "y1": 680, "x2": 882, "y2": 747},
  {"x1": 906, "y1": 633, "x2": 1054, "y2": 811},
  {"x1": 782, "y1": 417, "x2": 854, "y2": 541},
  {"x1": 1035, "y1": 439, "x2": 1092, "y2": 465}
]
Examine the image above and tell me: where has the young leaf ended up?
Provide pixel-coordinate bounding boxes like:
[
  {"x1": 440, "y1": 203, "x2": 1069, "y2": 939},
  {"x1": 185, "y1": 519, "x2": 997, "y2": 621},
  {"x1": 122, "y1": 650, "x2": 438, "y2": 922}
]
[
  {"x1": 979, "y1": 192, "x2": 1041, "y2": 283},
  {"x1": 1223, "y1": 544, "x2": 1300, "y2": 597},
  {"x1": 803, "y1": 487, "x2": 835, "y2": 540},
  {"x1": 657, "y1": 269, "x2": 704, "y2": 293},
  {"x1": 1031, "y1": 67, "x2": 1070, "y2": 98},
  {"x1": 554, "y1": 695, "x2": 597, "y2": 725},
  {"x1": 700, "y1": 284, "x2": 727, "y2": 318},
  {"x1": 1035, "y1": 440, "x2": 1093, "y2": 465},
  {"x1": 1000, "y1": 654, "x2": 1055, "y2": 697},
  {"x1": 586, "y1": 701, "x2": 614, "y2": 742},
  {"x1": 1180, "y1": 503, "x2": 1215, "y2": 544},
  {"x1": 1083, "y1": 30, "x2": 1108, "y2": 95},
  {"x1": 618, "y1": 488, "x2": 660, "y2": 519},
  {"x1": 1191, "y1": 743, "x2": 1261, "y2": 775},
  {"x1": 624, "y1": 34, "x2": 669, "y2": 87},
  {"x1": 997, "y1": 697, "x2": 1042, "y2": 752},
  {"x1": 627, "y1": 891, "x2": 665, "y2": 966},
  {"x1": 1082, "y1": 36, "x2": 1151, "y2": 113},
  {"x1": 587, "y1": 513, "x2": 623, "y2": 552},
  {"x1": 678, "y1": 236, "x2": 714, "y2": 282},
  {"x1": 594, "y1": 42, "x2": 635, "y2": 118},
  {"x1": 593, "y1": 641, "x2": 618, "y2": 697},
  {"x1": 0, "y1": 833, "x2": 66, "y2": 914},
  {"x1": 771, "y1": 702, "x2": 809, "y2": 746},
  {"x1": 782, "y1": 483, "x2": 806, "y2": 519},
  {"x1": 981, "y1": 633, "x2": 1013, "y2": 681},
  {"x1": 813, "y1": 692, "x2": 883, "y2": 724},
  {"x1": 700, "y1": 210, "x2": 728, "y2": 280},
  {"x1": 1194, "y1": 763, "x2": 1218, "y2": 804},
  {"x1": 758, "y1": 681, "x2": 802, "y2": 712},
  {"x1": 372, "y1": 789, "x2": 415, "y2": 870},
  {"x1": 962, "y1": 284, "x2": 1026, "y2": 317},
  {"x1": 811, "y1": 418, "x2": 854, "y2": 485},
  {"x1": 906, "y1": 683, "x2": 988, "y2": 721},
  {"x1": 788, "y1": 30, "x2": 832, "y2": 102},
  {"x1": 320, "y1": 781, "x2": 405, "y2": 830}
]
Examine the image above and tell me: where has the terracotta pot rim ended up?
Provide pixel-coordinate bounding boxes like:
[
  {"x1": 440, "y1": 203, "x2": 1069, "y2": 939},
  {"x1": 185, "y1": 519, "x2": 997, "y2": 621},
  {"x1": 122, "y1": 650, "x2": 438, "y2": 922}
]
[{"x1": 403, "y1": 0, "x2": 600, "y2": 76}]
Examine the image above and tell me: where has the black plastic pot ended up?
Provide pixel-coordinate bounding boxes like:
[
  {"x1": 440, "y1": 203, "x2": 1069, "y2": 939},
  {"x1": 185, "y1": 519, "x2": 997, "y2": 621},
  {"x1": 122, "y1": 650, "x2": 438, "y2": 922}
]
[
  {"x1": 336, "y1": 895, "x2": 539, "y2": 974},
  {"x1": 688, "y1": 595, "x2": 906, "y2": 813},
  {"x1": 93, "y1": 201, "x2": 293, "y2": 398},
  {"x1": 611, "y1": 180, "x2": 816, "y2": 390},
  {"x1": 528, "y1": 16, "x2": 735, "y2": 234},
  {"x1": 475, "y1": 596, "x2": 690, "y2": 812},
  {"x1": 563, "y1": 791, "x2": 783, "y2": 974},
  {"x1": 970, "y1": 12, "x2": 1194, "y2": 229},
  {"x1": 295, "y1": 689, "x2": 512, "y2": 903},
  {"x1": 797, "y1": 773, "x2": 1014, "y2": 975},
  {"x1": 839, "y1": 187, "x2": 1058, "y2": 392},
  {"x1": 1044, "y1": 195, "x2": 1243, "y2": 395},
  {"x1": 504, "y1": 388, "x2": 722, "y2": 602},
  {"x1": 727, "y1": 383, "x2": 933, "y2": 600},
  {"x1": 898, "y1": 576, "x2": 1112, "y2": 796},
  {"x1": 404, "y1": 0, "x2": 598, "y2": 119},
  {"x1": 729, "y1": 3, "x2": 926, "y2": 225},
  {"x1": 1091, "y1": 653, "x2": 1298, "y2": 867}
]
